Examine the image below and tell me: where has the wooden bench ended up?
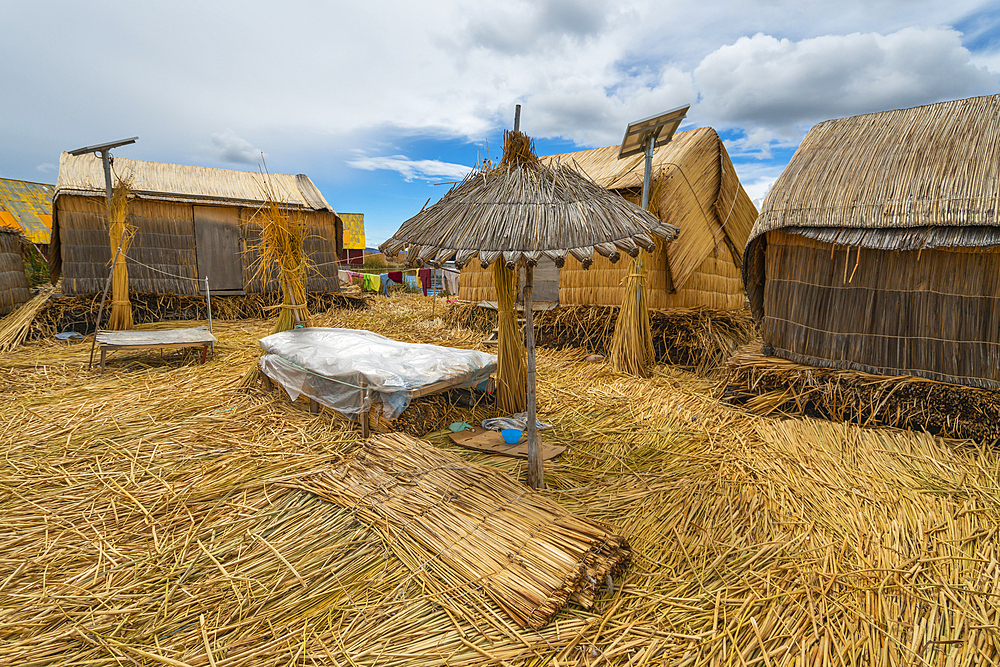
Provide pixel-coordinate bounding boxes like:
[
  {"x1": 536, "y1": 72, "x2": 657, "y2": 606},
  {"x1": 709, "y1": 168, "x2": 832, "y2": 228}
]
[{"x1": 95, "y1": 326, "x2": 217, "y2": 373}]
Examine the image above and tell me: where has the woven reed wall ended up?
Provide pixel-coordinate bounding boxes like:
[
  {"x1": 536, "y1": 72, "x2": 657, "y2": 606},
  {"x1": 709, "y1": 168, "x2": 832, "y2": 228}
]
[
  {"x1": 458, "y1": 261, "x2": 497, "y2": 302},
  {"x1": 761, "y1": 230, "x2": 1000, "y2": 389},
  {"x1": 56, "y1": 197, "x2": 343, "y2": 296},
  {"x1": 560, "y1": 243, "x2": 743, "y2": 309},
  {"x1": 0, "y1": 231, "x2": 30, "y2": 316},
  {"x1": 56, "y1": 196, "x2": 200, "y2": 296},
  {"x1": 458, "y1": 244, "x2": 743, "y2": 310},
  {"x1": 304, "y1": 211, "x2": 343, "y2": 293}
]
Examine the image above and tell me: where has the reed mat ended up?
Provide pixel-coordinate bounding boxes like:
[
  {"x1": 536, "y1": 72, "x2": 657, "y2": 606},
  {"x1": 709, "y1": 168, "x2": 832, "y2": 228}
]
[
  {"x1": 3, "y1": 293, "x2": 1000, "y2": 665},
  {"x1": 292, "y1": 432, "x2": 631, "y2": 630},
  {"x1": 448, "y1": 301, "x2": 755, "y2": 372},
  {"x1": 725, "y1": 342, "x2": 1000, "y2": 442}
]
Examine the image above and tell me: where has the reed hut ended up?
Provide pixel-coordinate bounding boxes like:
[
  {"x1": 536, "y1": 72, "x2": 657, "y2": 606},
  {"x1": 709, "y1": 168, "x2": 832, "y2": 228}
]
[
  {"x1": 739, "y1": 95, "x2": 1000, "y2": 413},
  {"x1": 458, "y1": 127, "x2": 757, "y2": 309},
  {"x1": 0, "y1": 229, "x2": 31, "y2": 316},
  {"x1": 49, "y1": 153, "x2": 343, "y2": 296}
]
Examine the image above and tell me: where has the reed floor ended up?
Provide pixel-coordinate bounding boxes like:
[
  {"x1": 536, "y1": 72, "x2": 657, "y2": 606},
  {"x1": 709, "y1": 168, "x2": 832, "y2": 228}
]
[{"x1": 1, "y1": 293, "x2": 999, "y2": 665}]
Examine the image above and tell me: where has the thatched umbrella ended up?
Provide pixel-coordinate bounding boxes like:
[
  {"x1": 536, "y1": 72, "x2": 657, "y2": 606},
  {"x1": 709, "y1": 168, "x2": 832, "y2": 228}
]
[{"x1": 381, "y1": 121, "x2": 678, "y2": 489}]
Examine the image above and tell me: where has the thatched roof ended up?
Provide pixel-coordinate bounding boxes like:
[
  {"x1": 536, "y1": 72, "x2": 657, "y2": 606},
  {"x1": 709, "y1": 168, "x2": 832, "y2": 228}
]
[
  {"x1": 542, "y1": 127, "x2": 713, "y2": 190},
  {"x1": 380, "y1": 132, "x2": 678, "y2": 269},
  {"x1": 751, "y1": 94, "x2": 1000, "y2": 248},
  {"x1": 55, "y1": 153, "x2": 333, "y2": 212},
  {"x1": 0, "y1": 178, "x2": 54, "y2": 244},
  {"x1": 745, "y1": 94, "x2": 1000, "y2": 321},
  {"x1": 543, "y1": 127, "x2": 757, "y2": 292}
]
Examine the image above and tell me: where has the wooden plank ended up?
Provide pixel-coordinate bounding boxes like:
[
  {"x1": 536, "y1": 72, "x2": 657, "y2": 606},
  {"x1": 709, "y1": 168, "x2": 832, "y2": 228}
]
[
  {"x1": 96, "y1": 326, "x2": 216, "y2": 347},
  {"x1": 448, "y1": 427, "x2": 565, "y2": 460},
  {"x1": 194, "y1": 206, "x2": 244, "y2": 291}
]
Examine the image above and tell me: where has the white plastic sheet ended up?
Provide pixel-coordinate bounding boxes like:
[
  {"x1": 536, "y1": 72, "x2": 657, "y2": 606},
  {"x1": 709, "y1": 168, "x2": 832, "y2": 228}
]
[{"x1": 258, "y1": 328, "x2": 497, "y2": 420}]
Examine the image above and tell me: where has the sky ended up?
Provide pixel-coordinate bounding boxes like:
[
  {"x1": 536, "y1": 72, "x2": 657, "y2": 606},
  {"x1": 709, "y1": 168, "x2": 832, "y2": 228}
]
[{"x1": 2, "y1": 0, "x2": 999, "y2": 246}]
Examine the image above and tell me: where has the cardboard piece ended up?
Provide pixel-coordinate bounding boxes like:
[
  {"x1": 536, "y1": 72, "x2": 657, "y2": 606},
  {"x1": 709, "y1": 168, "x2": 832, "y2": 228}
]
[{"x1": 448, "y1": 426, "x2": 565, "y2": 460}]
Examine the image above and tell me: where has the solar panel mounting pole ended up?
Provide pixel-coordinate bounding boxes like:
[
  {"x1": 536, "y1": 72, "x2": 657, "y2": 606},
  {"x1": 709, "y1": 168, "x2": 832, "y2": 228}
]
[
  {"x1": 68, "y1": 137, "x2": 138, "y2": 369},
  {"x1": 618, "y1": 106, "x2": 689, "y2": 291}
]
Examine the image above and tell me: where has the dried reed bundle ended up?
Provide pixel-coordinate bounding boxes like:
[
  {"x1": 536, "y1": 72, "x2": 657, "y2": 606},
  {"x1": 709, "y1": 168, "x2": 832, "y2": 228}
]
[
  {"x1": 609, "y1": 171, "x2": 665, "y2": 377},
  {"x1": 492, "y1": 260, "x2": 527, "y2": 412},
  {"x1": 0, "y1": 287, "x2": 53, "y2": 353},
  {"x1": 292, "y1": 432, "x2": 631, "y2": 629},
  {"x1": 105, "y1": 176, "x2": 134, "y2": 330},
  {"x1": 608, "y1": 254, "x2": 654, "y2": 376},
  {"x1": 248, "y1": 178, "x2": 311, "y2": 335},
  {"x1": 238, "y1": 175, "x2": 314, "y2": 388}
]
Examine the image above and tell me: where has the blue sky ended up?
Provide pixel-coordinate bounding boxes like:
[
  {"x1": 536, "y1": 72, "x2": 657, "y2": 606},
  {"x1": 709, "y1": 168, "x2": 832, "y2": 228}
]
[{"x1": 1, "y1": 0, "x2": 998, "y2": 246}]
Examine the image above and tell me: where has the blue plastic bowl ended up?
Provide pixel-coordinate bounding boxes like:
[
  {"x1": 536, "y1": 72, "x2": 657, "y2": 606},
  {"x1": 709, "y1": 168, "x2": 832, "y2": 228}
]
[{"x1": 500, "y1": 428, "x2": 522, "y2": 444}]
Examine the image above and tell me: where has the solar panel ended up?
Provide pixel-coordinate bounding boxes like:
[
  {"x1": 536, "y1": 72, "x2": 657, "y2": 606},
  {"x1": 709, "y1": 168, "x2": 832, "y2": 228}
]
[{"x1": 617, "y1": 105, "x2": 690, "y2": 159}]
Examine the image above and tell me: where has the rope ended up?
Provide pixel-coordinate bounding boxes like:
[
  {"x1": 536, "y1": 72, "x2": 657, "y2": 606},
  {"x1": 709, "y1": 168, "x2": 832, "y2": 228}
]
[{"x1": 125, "y1": 257, "x2": 204, "y2": 283}]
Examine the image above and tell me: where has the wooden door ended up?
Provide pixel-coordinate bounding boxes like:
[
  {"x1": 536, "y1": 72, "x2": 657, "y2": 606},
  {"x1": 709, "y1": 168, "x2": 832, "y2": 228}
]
[{"x1": 194, "y1": 206, "x2": 244, "y2": 292}]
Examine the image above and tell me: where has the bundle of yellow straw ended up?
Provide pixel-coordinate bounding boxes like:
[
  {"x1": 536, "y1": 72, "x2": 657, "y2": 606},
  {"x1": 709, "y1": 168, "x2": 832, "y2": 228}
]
[
  {"x1": 251, "y1": 180, "x2": 311, "y2": 335},
  {"x1": 105, "y1": 177, "x2": 134, "y2": 330},
  {"x1": 492, "y1": 260, "x2": 526, "y2": 413},
  {"x1": 610, "y1": 174, "x2": 663, "y2": 377},
  {"x1": 608, "y1": 254, "x2": 655, "y2": 377},
  {"x1": 238, "y1": 175, "x2": 311, "y2": 389}
]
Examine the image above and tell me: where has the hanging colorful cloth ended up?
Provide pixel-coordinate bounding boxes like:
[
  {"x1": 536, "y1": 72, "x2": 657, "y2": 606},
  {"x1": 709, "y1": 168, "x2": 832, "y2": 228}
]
[
  {"x1": 418, "y1": 267, "x2": 432, "y2": 296},
  {"x1": 363, "y1": 273, "x2": 381, "y2": 293}
]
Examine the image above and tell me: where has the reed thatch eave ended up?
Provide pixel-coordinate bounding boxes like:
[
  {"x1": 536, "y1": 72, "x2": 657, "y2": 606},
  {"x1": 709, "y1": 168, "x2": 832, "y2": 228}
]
[{"x1": 380, "y1": 133, "x2": 678, "y2": 270}]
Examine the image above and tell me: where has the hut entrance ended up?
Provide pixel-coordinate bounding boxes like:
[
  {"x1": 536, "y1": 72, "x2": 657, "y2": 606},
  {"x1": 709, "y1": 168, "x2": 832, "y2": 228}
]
[{"x1": 194, "y1": 206, "x2": 244, "y2": 293}]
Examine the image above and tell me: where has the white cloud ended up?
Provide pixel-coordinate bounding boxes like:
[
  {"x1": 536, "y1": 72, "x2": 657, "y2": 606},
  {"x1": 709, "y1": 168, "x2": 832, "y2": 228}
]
[
  {"x1": 347, "y1": 154, "x2": 473, "y2": 182},
  {"x1": 743, "y1": 178, "x2": 777, "y2": 209},
  {"x1": 35, "y1": 163, "x2": 56, "y2": 174},
  {"x1": 693, "y1": 27, "x2": 998, "y2": 144},
  {"x1": 210, "y1": 129, "x2": 263, "y2": 165}
]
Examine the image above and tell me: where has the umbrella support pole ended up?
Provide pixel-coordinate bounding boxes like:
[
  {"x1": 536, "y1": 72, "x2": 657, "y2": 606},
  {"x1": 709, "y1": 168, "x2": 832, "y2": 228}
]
[{"x1": 524, "y1": 264, "x2": 544, "y2": 490}]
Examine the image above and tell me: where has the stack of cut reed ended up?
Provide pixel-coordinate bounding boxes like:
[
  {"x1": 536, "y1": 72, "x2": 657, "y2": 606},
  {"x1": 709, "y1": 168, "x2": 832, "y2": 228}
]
[
  {"x1": 725, "y1": 342, "x2": 1000, "y2": 441},
  {"x1": 0, "y1": 286, "x2": 54, "y2": 353},
  {"x1": 292, "y1": 431, "x2": 631, "y2": 629},
  {"x1": 106, "y1": 176, "x2": 135, "y2": 330}
]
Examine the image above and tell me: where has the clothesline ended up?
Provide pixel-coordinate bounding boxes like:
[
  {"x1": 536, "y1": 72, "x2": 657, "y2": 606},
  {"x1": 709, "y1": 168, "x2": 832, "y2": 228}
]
[{"x1": 125, "y1": 257, "x2": 205, "y2": 284}]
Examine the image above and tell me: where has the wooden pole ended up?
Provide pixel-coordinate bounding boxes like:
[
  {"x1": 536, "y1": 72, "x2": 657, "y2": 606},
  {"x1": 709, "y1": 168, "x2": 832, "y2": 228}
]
[{"x1": 524, "y1": 263, "x2": 543, "y2": 489}]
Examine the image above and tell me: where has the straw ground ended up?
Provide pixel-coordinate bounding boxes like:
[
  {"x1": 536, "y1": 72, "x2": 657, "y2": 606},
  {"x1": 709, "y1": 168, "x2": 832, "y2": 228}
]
[{"x1": 2, "y1": 293, "x2": 1000, "y2": 665}]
